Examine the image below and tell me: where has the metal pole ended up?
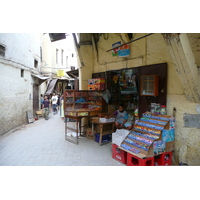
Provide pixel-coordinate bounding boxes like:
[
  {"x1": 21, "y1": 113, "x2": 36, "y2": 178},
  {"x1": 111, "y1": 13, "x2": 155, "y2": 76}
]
[{"x1": 106, "y1": 33, "x2": 154, "y2": 52}]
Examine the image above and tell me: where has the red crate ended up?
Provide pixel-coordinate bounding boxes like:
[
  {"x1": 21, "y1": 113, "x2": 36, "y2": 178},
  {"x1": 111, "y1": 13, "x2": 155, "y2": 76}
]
[
  {"x1": 112, "y1": 144, "x2": 127, "y2": 164},
  {"x1": 127, "y1": 153, "x2": 154, "y2": 166},
  {"x1": 154, "y1": 151, "x2": 173, "y2": 166}
]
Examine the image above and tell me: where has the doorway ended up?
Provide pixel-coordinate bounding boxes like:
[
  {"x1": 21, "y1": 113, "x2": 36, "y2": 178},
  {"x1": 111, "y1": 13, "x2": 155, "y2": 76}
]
[{"x1": 33, "y1": 84, "x2": 39, "y2": 117}]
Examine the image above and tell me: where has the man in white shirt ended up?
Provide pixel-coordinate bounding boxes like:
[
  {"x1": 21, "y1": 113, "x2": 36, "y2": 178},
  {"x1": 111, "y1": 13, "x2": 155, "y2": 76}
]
[{"x1": 51, "y1": 93, "x2": 58, "y2": 115}]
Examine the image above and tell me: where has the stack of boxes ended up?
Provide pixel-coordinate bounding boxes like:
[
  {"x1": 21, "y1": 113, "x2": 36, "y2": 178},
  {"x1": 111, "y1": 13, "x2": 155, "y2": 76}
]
[{"x1": 88, "y1": 78, "x2": 105, "y2": 90}]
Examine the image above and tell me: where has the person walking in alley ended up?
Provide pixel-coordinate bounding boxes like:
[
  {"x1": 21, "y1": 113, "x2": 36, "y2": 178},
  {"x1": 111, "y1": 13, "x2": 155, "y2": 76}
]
[
  {"x1": 57, "y1": 94, "x2": 60, "y2": 111},
  {"x1": 42, "y1": 95, "x2": 50, "y2": 120},
  {"x1": 51, "y1": 93, "x2": 58, "y2": 115},
  {"x1": 40, "y1": 94, "x2": 44, "y2": 109}
]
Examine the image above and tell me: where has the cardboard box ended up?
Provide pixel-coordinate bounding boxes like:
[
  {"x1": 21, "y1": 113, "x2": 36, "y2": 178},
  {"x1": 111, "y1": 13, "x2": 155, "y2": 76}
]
[
  {"x1": 86, "y1": 134, "x2": 94, "y2": 140},
  {"x1": 88, "y1": 78, "x2": 105, "y2": 85},
  {"x1": 88, "y1": 84, "x2": 105, "y2": 90},
  {"x1": 91, "y1": 117, "x2": 99, "y2": 123},
  {"x1": 165, "y1": 141, "x2": 174, "y2": 152},
  {"x1": 153, "y1": 140, "x2": 166, "y2": 155},
  {"x1": 86, "y1": 128, "x2": 95, "y2": 135}
]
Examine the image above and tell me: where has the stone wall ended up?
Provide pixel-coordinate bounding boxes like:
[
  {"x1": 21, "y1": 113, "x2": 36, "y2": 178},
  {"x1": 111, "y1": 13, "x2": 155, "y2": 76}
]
[{"x1": 0, "y1": 33, "x2": 41, "y2": 136}]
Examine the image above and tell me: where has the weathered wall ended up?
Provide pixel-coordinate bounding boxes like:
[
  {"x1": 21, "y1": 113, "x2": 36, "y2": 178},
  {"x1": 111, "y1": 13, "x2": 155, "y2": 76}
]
[
  {"x1": 41, "y1": 34, "x2": 78, "y2": 77},
  {"x1": 79, "y1": 45, "x2": 95, "y2": 90},
  {"x1": 79, "y1": 33, "x2": 200, "y2": 165},
  {"x1": 0, "y1": 33, "x2": 41, "y2": 136}
]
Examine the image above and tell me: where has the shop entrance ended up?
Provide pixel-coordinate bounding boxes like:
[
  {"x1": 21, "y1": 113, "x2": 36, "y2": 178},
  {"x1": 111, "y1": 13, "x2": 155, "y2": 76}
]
[
  {"x1": 33, "y1": 84, "x2": 39, "y2": 117},
  {"x1": 92, "y1": 62, "x2": 167, "y2": 118}
]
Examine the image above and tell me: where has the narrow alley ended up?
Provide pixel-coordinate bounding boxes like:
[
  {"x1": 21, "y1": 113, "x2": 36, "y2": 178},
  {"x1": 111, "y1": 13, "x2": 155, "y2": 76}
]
[{"x1": 0, "y1": 112, "x2": 123, "y2": 166}]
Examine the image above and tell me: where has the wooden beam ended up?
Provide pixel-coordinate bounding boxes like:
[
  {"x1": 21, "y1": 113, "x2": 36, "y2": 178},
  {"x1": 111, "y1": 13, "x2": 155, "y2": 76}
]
[{"x1": 163, "y1": 33, "x2": 200, "y2": 103}]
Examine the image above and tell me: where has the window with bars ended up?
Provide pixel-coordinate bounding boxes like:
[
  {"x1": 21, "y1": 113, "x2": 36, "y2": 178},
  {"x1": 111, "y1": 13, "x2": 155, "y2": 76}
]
[
  {"x1": 61, "y1": 49, "x2": 64, "y2": 66},
  {"x1": 34, "y1": 59, "x2": 38, "y2": 68},
  {"x1": 66, "y1": 56, "x2": 68, "y2": 67},
  {"x1": 56, "y1": 49, "x2": 59, "y2": 64},
  {"x1": 0, "y1": 45, "x2": 6, "y2": 57}
]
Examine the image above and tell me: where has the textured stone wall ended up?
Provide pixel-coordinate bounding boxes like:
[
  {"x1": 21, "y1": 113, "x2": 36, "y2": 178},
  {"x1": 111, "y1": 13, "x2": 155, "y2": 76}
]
[
  {"x1": 0, "y1": 65, "x2": 32, "y2": 135},
  {"x1": 0, "y1": 33, "x2": 41, "y2": 136}
]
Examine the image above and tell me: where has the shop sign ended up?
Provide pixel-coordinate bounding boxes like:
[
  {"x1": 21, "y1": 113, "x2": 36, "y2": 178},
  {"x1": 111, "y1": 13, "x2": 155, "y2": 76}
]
[
  {"x1": 57, "y1": 70, "x2": 65, "y2": 77},
  {"x1": 118, "y1": 44, "x2": 130, "y2": 57},
  {"x1": 112, "y1": 41, "x2": 130, "y2": 57},
  {"x1": 112, "y1": 41, "x2": 121, "y2": 56}
]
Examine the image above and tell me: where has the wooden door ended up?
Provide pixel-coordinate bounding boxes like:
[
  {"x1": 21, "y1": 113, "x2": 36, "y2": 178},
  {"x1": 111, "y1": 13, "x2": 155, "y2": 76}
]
[{"x1": 33, "y1": 84, "x2": 39, "y2": 117}]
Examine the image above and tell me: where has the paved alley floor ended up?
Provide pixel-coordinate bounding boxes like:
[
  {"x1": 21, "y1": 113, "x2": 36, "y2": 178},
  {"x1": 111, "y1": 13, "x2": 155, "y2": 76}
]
[{"x1": 0, "y1": 111, "x2": 124, "y2": 166}]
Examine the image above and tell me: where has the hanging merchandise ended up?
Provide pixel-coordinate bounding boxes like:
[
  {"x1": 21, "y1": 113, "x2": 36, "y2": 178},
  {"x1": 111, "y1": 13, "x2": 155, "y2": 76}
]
[{"x1": 101, "y1": 89, "x2": 111, "y2": 104}]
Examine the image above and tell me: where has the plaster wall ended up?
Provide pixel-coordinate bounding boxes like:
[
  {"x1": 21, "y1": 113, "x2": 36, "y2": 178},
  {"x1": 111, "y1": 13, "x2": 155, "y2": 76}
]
[
  {"x1": 41, "y1": 34, "x2": 78, "y2": 77},
  {"x1": 79, "y1": 33, "x2": 200, "y2": 165},
  {"x1": 0, "y1": 33, "x2": 41, "y2": 70},
  {"x1": 0, "y1": 33, "x2": 41, "y2": 135},
  {"x1": 0, "y1": 63, "x2": 32, "y2": 135},
  {"x1": 79, "y1": 45, "x2": 94, "y2": 90}
]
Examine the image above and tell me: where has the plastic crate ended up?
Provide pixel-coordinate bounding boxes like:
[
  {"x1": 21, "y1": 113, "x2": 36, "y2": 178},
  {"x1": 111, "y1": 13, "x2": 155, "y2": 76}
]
[
  {"x1": 112, "y1": 144, "x2": 127, "y2": 164},
  {"x1": 95, "y1": 133, "x2": 111, "y2": 143},
  {"x1": 154, "y1": 151, "x2": 172, "y2": 166},
  {"x1": 127, "y1": 153, "x2": 154, "y2": 166}
]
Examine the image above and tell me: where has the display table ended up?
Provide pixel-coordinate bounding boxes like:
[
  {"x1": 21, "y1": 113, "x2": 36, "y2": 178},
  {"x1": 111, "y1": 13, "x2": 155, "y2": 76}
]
[
  {"x1": 92, "y1": 121, "x2": 115, "y2": 146},
  {"x1": 65, "y1": 115, "x2": 87, "y2": 145}
]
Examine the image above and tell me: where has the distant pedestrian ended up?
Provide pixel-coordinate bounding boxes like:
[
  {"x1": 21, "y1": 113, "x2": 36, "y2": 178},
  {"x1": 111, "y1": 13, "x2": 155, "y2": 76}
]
[
  {"x1": 57, "y1": 94, "x2": 60, "y2": 111},
  {"x1": 42, "y1": 95, "x2": 50, "y2": 120},
  {"x1": 51, "y1": 93, "x2": 58, "y2": 115},
  {"x1": 47, "y1": 95, "x2": 52, "y2": 113},
  {"x1": 60, "y1": 94, "x2": 64, "y2": 120},
  {"x1": 40, "y1": 94, "x2": 44, "y2": 109}
]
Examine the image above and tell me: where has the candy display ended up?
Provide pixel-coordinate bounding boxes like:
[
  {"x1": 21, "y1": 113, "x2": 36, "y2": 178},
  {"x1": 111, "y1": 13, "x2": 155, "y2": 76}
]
[
  {"x1": 131, "y1": 131, "x2": 159, "y2": 140},
  {"x1": 88, "y1": 91, "x2": 102, "y2": 96},
  {"x1": 124, "y1": 138, "x2": 149, "y2": 151},
  {"x1": 137, "y1": 122, "x2": 164, "y2": 130},
  {"x1": 121, "y1": 144, "x2": 140, "y2": 154},
  {"x1": 153, "y1": 140, "x2": 166, "y2": 155},
  {"x1": 120, "y1": 113, "x2": 174, "y2": 158},
  {"x1": 75, "y1": 98, "x2": 86, "y2": 103},
  {"x1": 134, "y1": 125, "x2": 161, "y2": 136},
  {"x1": 127, "y1": 134, "x2": 153, "y2": 145},
  {"x1": 140, "y1": 117, "x2": 167, "y2": 125},
  {"x1": 162, "y1": 129, "x2": 175, "y2": 142},
  {"x1": 64, "y1": 90, "x2": 107, "y2": 117}
]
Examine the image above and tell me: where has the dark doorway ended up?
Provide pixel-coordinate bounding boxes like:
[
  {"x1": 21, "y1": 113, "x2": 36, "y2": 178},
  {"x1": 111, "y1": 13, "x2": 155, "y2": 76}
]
[
  {"x1": 33, "y1": 84, "x2": 39, "y2": 117},
  {"x1": 139, "y1": 63, "x2": 167, "y2": 116}
]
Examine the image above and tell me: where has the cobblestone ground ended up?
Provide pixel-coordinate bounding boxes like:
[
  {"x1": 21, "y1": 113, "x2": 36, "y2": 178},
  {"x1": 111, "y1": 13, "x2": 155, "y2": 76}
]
[{"x1": 0, "y1": 111, "x2": 124, "y2": 166}]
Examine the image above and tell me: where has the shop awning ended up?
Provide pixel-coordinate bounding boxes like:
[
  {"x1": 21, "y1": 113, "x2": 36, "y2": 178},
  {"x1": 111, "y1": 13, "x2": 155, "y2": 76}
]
[
  {"x1": 45, "y1": 79, "x2": 58, "y2": 95},
  {"x1": 66, "y1": 69, "x2": 79, "y2": 79},
  {"x1": 31, "y1": 73, "x2": 49, "y2": 84}
]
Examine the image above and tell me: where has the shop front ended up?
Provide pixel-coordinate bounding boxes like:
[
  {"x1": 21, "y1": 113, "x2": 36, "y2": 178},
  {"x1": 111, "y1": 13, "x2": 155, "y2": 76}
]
[{"x1": 64, "y1": 64, "x2": 175, "y2": 165}]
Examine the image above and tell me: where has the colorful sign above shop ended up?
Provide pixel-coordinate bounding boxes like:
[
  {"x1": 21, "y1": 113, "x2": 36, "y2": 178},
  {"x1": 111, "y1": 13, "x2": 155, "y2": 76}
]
[
  {"x1": 112, "y1": 41, "x2": 130, "y2": 57},
  {"x1": 112, "y1": 41, "x2": 121, "y2": 56},
  {"x1": 57, "y1": 70, "x2": 65, "y2": 77},
  {"x1": 118, "y1": 44, "x2": 130, "y2": 57}
]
